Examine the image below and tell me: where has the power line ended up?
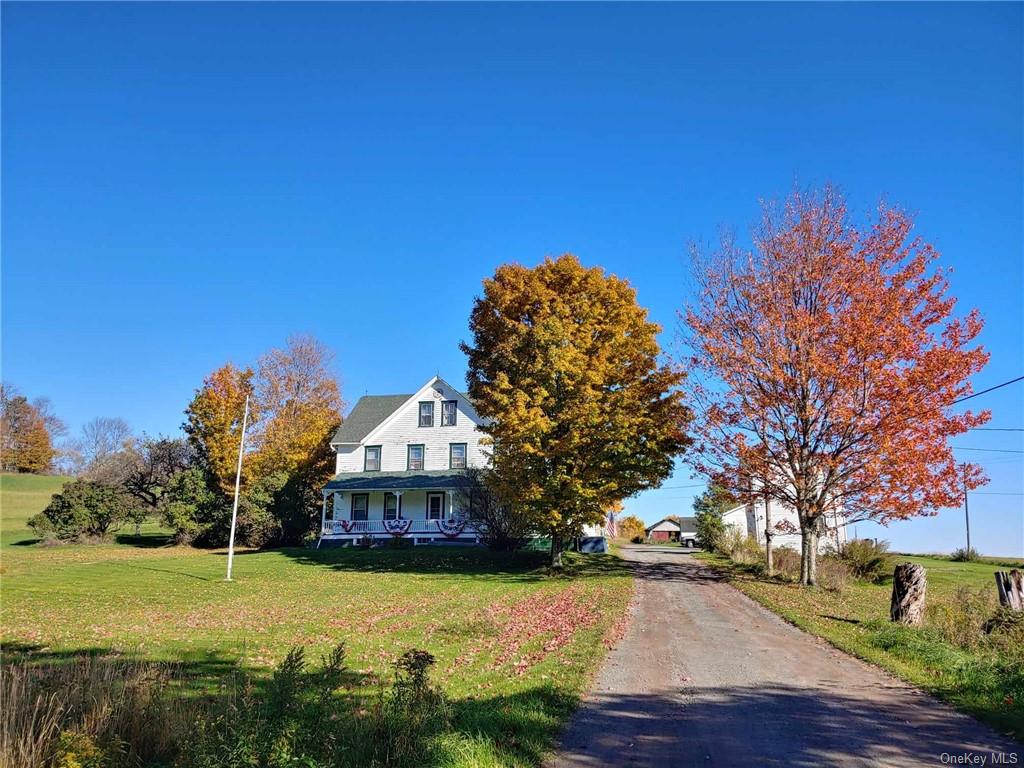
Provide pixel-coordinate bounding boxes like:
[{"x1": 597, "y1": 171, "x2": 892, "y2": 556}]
[
  {"x1": 970, "y1": 427, "x2": 1024, "y2": 432},
  {"x1": 952, "y1": 446, "x2": 1024, "y2": 454},
  {"x1": 953, "y1": 375, "x2": 1024, "y2": 404},
  {"x1": 972, "y1": 492, "x2": 1024, "y2": 496}
]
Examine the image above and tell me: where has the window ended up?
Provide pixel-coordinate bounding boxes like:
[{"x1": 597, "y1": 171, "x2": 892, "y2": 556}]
[
  {"x1": 418, "y1": 401, "x2": 434, "y2": 427},
  {"x1": 383, "y1": 492, "x2": 402, "y2": 520},
  {"x1": 449, "y1": 443, "x2": 467, "y2": 469},
  {"x1": 407, "y1": 444, "x2": 425, "y2": 470},
  {"x1": 350, "y1": 494, "x2": 369, "y2": 521},
  {"x1": 426, "y1": 492, "x2": 445, "y2": 520},
  {"x1": 364, "y1": 446, "x2": 381, "y2": 472},
  {"x1": 441, "y1": 400, "x2": 457, "y2": 426}
]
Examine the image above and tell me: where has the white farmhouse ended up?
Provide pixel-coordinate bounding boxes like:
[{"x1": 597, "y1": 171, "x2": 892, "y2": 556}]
[
  {"x1": 319, "y1": 376, "x2": 486, "y2": 545},
  {"x1": 319, "y1": 375, "x2": 611, "y2": 548},
  {"x1": 721, "y1": 498, "x2": 847, "y2": 552}
]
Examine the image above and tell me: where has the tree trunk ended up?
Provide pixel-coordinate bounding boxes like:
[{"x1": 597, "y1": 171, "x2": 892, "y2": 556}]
[
  {"x1": 550, "y1": 533, "x2": 564, "y2": 570},
  {"x1": 799, "y1": 520, "x2": 818, "y2": 586},
  {"x1": 995, "y1": 570, "x2": 1023, "y2": 612},
  {"x1": 800, "y1": 529, "x2": 810, "y2": 584},
  {"x1": 890, "y1": 563, "x2": 927, "y2": 625},
  {"x1": 806, "y1": 528, "x2": 818, "y2": 586},
  {"x1": 764, "y1": 495, "x2": 773, "y2": 576}
]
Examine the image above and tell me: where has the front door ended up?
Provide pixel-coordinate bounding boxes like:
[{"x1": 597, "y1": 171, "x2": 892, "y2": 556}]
[{"x1": 426, "y1": 492, "x2": 445, "y2": 520}]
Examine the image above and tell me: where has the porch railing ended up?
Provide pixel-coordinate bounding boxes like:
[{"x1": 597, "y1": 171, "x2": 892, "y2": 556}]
[{"x1": 321, "y1": 518, "x2": 477, "y2": 536}]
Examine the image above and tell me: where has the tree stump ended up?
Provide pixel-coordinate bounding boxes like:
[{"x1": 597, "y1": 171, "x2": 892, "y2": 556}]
[
  {"x1": 995, "y1": 570, "x2": 1024, "y2": 612},
  {"x1": 890, "y1": 563, "x2": 927, "y2": 626}
]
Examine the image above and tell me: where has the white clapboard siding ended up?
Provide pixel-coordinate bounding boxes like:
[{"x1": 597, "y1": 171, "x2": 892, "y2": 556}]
[
  {"x1": 722, "y1": 500, "x2": 848, "y2": 553},
  {"x1": 335, "y1": 378, "x2": 489, "y2": 474}
]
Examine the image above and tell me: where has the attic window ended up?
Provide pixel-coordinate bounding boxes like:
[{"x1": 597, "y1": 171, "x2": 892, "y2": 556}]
[
  {"x1": 441, "y1": 400, "x2": 457, "y2": 426},
  {"x1": 418, "y1": 401, "x2": 434, "y2": 427}
]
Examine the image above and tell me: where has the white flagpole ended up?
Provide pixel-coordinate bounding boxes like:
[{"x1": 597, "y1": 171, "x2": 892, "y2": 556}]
[{"x1": 225, "y1": 394, "x2": 250, "y2": 582}]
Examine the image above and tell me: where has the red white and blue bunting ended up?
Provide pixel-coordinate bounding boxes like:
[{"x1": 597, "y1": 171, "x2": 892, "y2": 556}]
[
  {"x1": 383, "y1": 519, "x2": 412, "y2": 537},
  {"x1": 435, "y1": 519, "x2": 466, "y2": 538},
  {"x1": 339, "y1": 520, "x2": 357, "y2": 533}
]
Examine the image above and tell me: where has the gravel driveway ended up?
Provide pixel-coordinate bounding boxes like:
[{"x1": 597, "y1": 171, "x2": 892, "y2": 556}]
[{"x1": 548, "y1": 545, "x2": 1021, "y2": 767}]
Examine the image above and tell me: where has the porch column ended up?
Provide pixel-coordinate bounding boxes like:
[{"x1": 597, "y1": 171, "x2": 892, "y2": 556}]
[
  {"x1": 446, "y1": 489, "x2": 454, "y2": 518},
  {"x1": 321, "y1": 490, "x2": 328, "y2": 533},
  {"x1": 333, "y1": 492, "x2": 343, "y2": 518},
  {"x1": 394, "y1": 490, "x2": 403, "y2": 518}
]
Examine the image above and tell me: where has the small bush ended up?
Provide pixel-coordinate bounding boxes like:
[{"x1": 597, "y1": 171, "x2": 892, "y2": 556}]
[
  {"x1": 369, "y1": 649, "x2": 451, "y2": 765},
  {"x1": 926, "y1": 586, "x2": 994, "y2": 651},
  {"x1": 838, "y1": 538, "x2": 890, "y2": 582},
  {"x1": 986, "y1": 609, "x2": 1024, "y2": 663},
  {"x1": 630, "y1": 535, "x2": 644, "y2": 544},
  {"x1": 28, "y1": 480, "x2": 138, "y2": 542},
  {"x1": 729, "y1": 534, "x2": 764, "y2": 566},
  {"x1": 817, "y1": 556, "x2": 852, "y2": 592},
  {"x1": 772, "y1": 546, "x2": 801, "y2": 580},
  {"x1": 950, "y1": 547, "x2": 981, "y2": 562},
  {"x1": 695, "y1": 510, "x2": 727, "y2": 554}
]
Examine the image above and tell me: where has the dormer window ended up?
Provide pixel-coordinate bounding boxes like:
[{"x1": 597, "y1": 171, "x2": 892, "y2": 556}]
[
  {"x1": 418, "y1": 402, "x2": 434, "y2": 427},
  {"x1": 364, "y1": 446, "x2": 381, "y2": 472},
  {"x1": 441, "y1": 400, "x2": 457, "y2": 426}
]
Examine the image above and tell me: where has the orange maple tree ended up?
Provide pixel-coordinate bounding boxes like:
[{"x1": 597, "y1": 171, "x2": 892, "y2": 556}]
[{"x1": 683, "y1": 187, "x2": 990, "y2": 584}]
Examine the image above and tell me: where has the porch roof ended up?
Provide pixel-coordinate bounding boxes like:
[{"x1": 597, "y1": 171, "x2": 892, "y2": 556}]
[{"x1": 324, "y1": 469, "x2": 471, "y2": 492}]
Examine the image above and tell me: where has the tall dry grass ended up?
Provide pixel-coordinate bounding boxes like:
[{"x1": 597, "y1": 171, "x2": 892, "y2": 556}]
[
  {"x1": 0, "y1": 653, "x2": 188, "y2": 768},
  {"x1": 1, "y1": 643, "x2": 454, "y2": 768}
]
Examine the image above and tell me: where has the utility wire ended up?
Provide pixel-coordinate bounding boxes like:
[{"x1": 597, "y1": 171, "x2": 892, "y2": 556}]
[
  {"x1": 952, "y1": 446, "x2": 1024, "y2": 454},
  {"x1": 953, "y1": 375, "x2": 1024, "y2": 404},
  {"x1": 970, "y1": 428, "x2": 1024, "y2": 432}
]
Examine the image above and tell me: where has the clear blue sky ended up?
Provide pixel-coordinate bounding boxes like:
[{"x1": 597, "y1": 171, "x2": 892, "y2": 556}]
[{"x1": 3, "y1": 3, "x2": 1021, "y2": 555}]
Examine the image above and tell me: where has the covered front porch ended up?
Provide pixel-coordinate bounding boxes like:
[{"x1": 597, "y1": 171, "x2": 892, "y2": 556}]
[{"x1": 319, "y1": 470, "x2": 479, "y2": 546}]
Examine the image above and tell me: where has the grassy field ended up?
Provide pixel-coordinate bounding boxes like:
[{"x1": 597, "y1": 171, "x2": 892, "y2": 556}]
[
  {"x1": 697, "y1": 550, "x2": 1024, "y2": 742},
  {"x1": 0, "y1": 474, "x2": 633, "y2": 766},
  {"x1": 0, "y1": 473, "x2": 69, "y2": 545}
]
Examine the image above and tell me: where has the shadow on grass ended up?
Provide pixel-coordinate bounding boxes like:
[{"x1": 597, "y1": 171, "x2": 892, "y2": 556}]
[
  {"x1": 270, "y1": 544, "x2": 632, "y2": 582},
  {"x1": 8, "y1": 531, "x2": 176, "y2": 549},
  {"x1": 121, "y1": 562, "x2": 215, "y2": 581},
  {"x1": 819, "y1": 614, "x2": 863, "y2": 625},
  {"x1": 0, "y1": 640, "x2": 367, "y2": 695},
  {"x1": 114, "y1": 531, "x2": 177, "y2": 548}
]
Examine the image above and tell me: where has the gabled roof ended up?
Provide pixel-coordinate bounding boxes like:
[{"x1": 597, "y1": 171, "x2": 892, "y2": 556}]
[
  {"x1": 331, "y1": 395, "x2": 411, "y2": 444},
  {"x1": 330, "y1": 376, "x2": 477, "y2": 446},
  {"x1": 645, "y1": 517, "x2": 681, "y2": 532}
]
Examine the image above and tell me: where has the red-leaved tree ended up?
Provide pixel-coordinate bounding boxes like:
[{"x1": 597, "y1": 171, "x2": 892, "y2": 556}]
[{"x1": 683, "y1": 187, "x2": 989, "y2": 585}]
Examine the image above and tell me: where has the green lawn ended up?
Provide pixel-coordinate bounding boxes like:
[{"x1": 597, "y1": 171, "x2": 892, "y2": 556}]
[
  {"x1": 697, "y1": 550, "x2": 1024, "y2": 742},
  {"x1": 1, "y1": 473, "x2": 633, "y2": 766},
  {"x1": 0, "y1": 473, "x2": 69, "y2": 544}
]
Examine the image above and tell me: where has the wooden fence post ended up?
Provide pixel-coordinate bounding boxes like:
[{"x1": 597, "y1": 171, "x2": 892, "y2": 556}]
[
  {"x1": 994, "y1": 570, "x2": 1023, "y2": 612},
  {"x1": 890, "y1": 563, "x2": 927, "y2": 626}
]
